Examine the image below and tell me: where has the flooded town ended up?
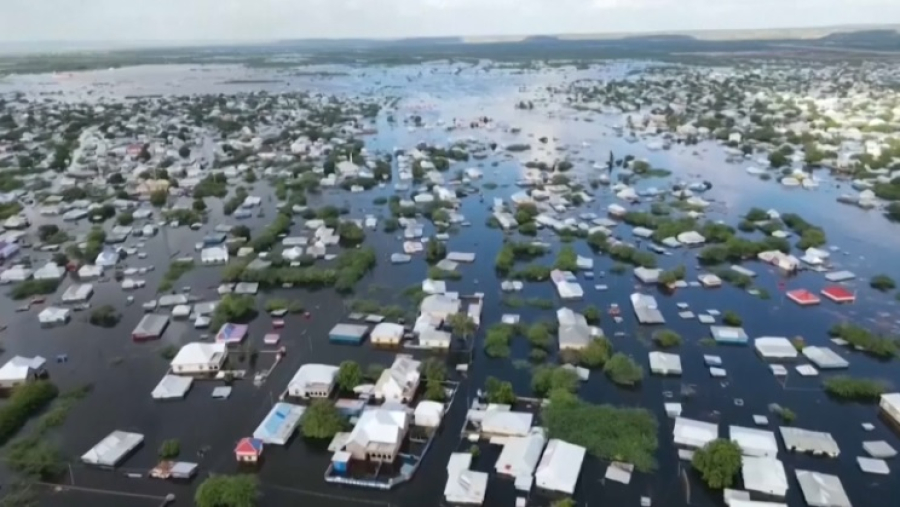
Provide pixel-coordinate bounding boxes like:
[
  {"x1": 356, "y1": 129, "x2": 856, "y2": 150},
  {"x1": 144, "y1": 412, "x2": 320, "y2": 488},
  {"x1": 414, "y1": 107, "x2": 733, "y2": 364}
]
[{"x1": 1, "y1": 29, "x2": 900, "y2": 507}]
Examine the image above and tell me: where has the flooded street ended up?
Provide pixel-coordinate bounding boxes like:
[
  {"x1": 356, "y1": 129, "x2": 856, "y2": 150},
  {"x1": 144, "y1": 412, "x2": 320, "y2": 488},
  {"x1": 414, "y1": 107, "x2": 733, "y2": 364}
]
[{"x1": 2, "y1": 62, "x2": 899, "y2": 507}]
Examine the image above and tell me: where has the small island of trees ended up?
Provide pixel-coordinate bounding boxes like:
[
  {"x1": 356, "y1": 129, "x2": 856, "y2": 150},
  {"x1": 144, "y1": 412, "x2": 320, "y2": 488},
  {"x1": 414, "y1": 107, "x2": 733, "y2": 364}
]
[
  {"x1": 604, "y1": 353, "x2": 644, "y2": 386},
  {"x1": 823, "y1": 375, "x2": 887, "y2": 401},
  {"x1": 692, "y1": 439, "x2": 743, "y2": 489}
]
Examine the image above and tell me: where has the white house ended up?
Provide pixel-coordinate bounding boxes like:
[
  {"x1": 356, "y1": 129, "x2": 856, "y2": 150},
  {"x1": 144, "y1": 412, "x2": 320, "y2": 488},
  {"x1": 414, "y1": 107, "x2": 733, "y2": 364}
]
[
  {"x1": 414, "y1": 400, "x2": 444, "y2": 428},
  {"x1": 201, "y1": 246, "x2": 229, "y2": 264},
  {"x1": 38, "y1": 306, "x2": 70, "y2": 326},
  {"x1": 535, "y1": 439, "x2": 586, "y2": 494},
  {"x1": 170, "y1": 342, "x2": 228, "y2": 374},
  {"x1": 0, "y1": 355, "x2": 47, "y2": 389},
  {"x1": 370, "y1": 322, "x2": 405, "y2": 346},
  {"x1": 0, "y1": 264, "x2": 32, "y2": 284},
  {"x1": 374, "y1": 355, "x2": 421, "y2": 403},
  {"x1": 287, "y1": 364, "x2": 338, "y2": 398},
  {"x1": 343, "y1": 406, "x2": 409, "y2": 463},
  {"x1": 95, "y1": 248, "x2": 120, "y2": 268},
  {"x1": 32, "y1": 262, "x2": 65, "y2": 281}
]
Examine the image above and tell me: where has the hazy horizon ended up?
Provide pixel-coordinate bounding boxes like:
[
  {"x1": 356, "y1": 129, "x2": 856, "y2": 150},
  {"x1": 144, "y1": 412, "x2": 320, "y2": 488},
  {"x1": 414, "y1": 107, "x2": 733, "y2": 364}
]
[{"x1": 1, "y1": 0, "x2": 899, "y2": 45}]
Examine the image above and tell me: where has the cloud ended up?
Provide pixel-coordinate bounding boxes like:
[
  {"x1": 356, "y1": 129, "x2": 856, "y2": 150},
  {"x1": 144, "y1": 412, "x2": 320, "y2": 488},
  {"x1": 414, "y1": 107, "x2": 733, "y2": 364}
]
[{"x1": 0, "y1": 0, "x2": 897, "y2": 42}]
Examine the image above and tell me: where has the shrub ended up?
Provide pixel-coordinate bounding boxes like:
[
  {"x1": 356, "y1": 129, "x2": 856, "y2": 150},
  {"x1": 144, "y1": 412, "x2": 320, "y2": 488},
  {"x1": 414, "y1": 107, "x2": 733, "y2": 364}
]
[
  {"x1": 604, "y1": 353, "x2": 644, "y2": 386},
  {"x1": 721, "y1": 311, "x2": 742, "y2": 327},
  {"x1": 823, "y1": 376, "x2": 887, "y2": 401},
  {"x1": 0, "y1": 381, "x2": 59, "y2": 446},
  {"x1": 692, "y1": 439, "x2": 742, "y2": 489},
  {"x1": 653, "y1": 330, "x2": 682, "y2": 348}
]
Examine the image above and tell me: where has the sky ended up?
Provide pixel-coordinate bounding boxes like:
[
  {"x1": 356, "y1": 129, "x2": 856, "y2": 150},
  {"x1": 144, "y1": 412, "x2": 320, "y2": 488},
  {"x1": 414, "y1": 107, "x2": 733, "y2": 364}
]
[{"x1": 0, "y1": 0, "x2": 898, "y2": 43}]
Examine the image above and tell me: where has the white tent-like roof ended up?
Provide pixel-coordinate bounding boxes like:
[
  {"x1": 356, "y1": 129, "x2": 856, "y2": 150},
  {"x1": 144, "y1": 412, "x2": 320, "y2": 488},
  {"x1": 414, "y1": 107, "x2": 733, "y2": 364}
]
[
  {"x1": 495, "y1": 427, "x2": 546, "y2": 478},
  {"x1": 534, "y1": 438, "x2": 586, "y2": 494},
  {"x1": 674, "y1": 417, "x2": 719, "y2": 448},
  {"x1": 82, "y1": 431, "x2": 144, "y2": 467},
  {"x1": 742, "y1": 456, "x2": 788, "y2": 497},
  {"x1": 151, "y1": 375, "x2": 193, "y2": 400},
  {"x1": 730, "y1": 425, "x2": 779, "y2": 457},
  {"x1": 0, "y1": 356, "x2": 46, "y2": 383},
  {"x1": 754, "y1": 337, "x2": 798, "y2": 359}
]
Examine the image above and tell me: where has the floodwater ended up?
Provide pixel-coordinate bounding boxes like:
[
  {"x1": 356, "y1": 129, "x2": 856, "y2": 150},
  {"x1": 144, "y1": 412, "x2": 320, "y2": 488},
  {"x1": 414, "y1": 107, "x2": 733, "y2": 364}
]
[{"x1": 2, "y1": 62, "x2": 900, "y2": 507}]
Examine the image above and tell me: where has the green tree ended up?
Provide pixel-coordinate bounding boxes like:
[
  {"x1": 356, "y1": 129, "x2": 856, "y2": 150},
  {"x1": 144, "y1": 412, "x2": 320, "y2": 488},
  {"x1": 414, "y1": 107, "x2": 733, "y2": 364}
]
[
  {"x1": 210, "y1": 294, "x2": 258, "y2": 331},
  {"x1": 526, "y1": 323, "x2": 552, "y2": 349},
  {"x1": 336, "y1": 361, "x2": 363, "y2": 391},
  {"x1": 195, "y1": 475, "x2": 259, "y2": 507},
  {"x1": 579, "y1": 338, "x2": 612, "y2": 368},
  {"x1": 116, "y1": 211, "x2": 134, "y2": 226},
  {"x1": 870, "y1": 275, "x2": 896, "y2": 292},
  {"x1": 532, "y1": 366, "x2": 580, "y2": 397},
  {"x1": 446, "y1": 313, "x2": 476, "y2": 338},
  {"x1": 149, "y1": 189, "x2": 168, "y2": 207},
  {"x1": 7, "y1": 438, "x2": 64, "y2": 480},
  {"x1": 582, "y1": 305, "x2": 601, "y2": 324},
  {"x1": 159, "y1": 439, "x2": 180, "y2": 459},
  {"x1": 301, "y1": 400, "x2": 346, "y2": 439},
  {"x1": 485, "y1": 376, "x2": 517, "y2": 404},
  {"x1": 721, "y1": 311, "x2": 742, "y2": 327},
  {"x1": 425, "y1": 239, "x2": 447, "y2": 264},
  {"x1": 337, "y1": 221, "x2": 366, "y2": 246},
  {"x1": 653, "y1": 330, "x2": 682, "y2": 348},
  {"x1": 89, "y1": 305, "x2": 121, "y2": 328},
  {"x1": 604, "y1": 353, "x2": 644, "y2": 386},
  {"x1": 425, "y1": 380, "x2": 446, "y2": 401},
  {"x1": 193, "y1": 198, "x2": 207, "y2": 212},
  {"x1": 692, "y1": 439, "x2": 742, "y2": 489}
]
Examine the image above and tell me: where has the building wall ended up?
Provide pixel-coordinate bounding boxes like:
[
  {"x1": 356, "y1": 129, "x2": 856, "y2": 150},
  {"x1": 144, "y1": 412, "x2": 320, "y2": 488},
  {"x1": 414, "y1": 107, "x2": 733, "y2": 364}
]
[{"x1": 172, "y1": 362, "x2": 222, "y2": 374}]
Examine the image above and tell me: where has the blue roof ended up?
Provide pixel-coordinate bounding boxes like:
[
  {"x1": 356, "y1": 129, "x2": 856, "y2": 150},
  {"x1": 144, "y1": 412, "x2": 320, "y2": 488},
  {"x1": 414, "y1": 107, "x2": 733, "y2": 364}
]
[{"x1": 252, "y1": 402, "x2": 305, "y2": 445}]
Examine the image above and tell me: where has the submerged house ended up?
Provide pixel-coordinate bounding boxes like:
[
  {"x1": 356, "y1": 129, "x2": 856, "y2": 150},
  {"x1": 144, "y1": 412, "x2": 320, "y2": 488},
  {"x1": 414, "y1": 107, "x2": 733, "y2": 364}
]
[
  {"x1": 373, "y1": 355, "x2": 421, "y2": 403},
  {"x1": 535, "y1": 438, "x2": 586, "y2": 495},
  {"x1": 495, "y1": 427, "x2": 547, "y2": 488},
  {"x1": 169, "y1": 342, "x2": 227, "y2": 375},
  {"x1": 287, "y1": 364, "x2": 338, "y2": 398},
  {"x1": 556, "y1": 308, "x2": 591, "y2": 350},
  {"x1": 444, "y1": 453, "x2": 488, "y2": 505},
  {"x1": 0, "y1": 355, "x2": 46, "y2": 389},
  {"x1": 343, "y1": 406, "x2": 409, "y2": 463}
]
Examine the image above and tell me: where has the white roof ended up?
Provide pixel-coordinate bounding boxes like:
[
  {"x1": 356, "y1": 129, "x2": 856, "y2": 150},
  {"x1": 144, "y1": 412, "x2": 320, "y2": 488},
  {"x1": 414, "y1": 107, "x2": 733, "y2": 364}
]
[
  {"x1": 742, "y1": 456, "x2": 788, "y2": 497},
  {"x1": 478, "y1": 410, "x2": 533, "y2": 437},
  {"x1": 754, "y1": 337, "x2": 798, "y2": 359},
  {"x1": 151, "y1": 375, "x2": 193, "y2": 400},
  {"x1": 170, "y1": 342, "x2": 227, "y2": 367},
  {"x1": 879, "y1": 392, "x2": 900, "y2": 412},
  {"x1": 649, "y1": 351, "x2": 682, "y2": 375},
  {"x1": 348, "y1": 407, "x2": 408, "y2": 448},
  {"x1": 82, "y1": 430, "x2": 144, "y2": 466},
  {"x1": 730, "y1": 425, "x2": 779, "y2": 457},
  {"x1": 534, "y1": 438, "x2": 586, "y2": 494},
  {"x1": 288, "y1": 364, "x2": 338, "y2": 392},
  {"x1": 0, "y1": 355, "x2": 47, "y2": 381},
  {"x1": 495, "y1": 427, "x2": 547, "y2": 478},
  {"x1": 38, "y1": 306, "x2": 70, "y2": 322},
  {"x1": 801, "y1": 347, "x2": 849, "y2": 369},
  {"x1": 780, "y1": 427, "x2": 840, "y2": 456},
  {"x1": 444, "y1": 453, "x2": 488, "y2": 505},
  {"x1": 414, "y1": 400, "x2": 444, "y2": 422},
  {"x1": 674, "y1": 417, "x2": 719, "y2": 448},
  {"x1": 795, "y1": 470, "x2": 851, "y2": 507},
  {"x1": 371, "y1": 322, "x2": 405, "y2": 340}
]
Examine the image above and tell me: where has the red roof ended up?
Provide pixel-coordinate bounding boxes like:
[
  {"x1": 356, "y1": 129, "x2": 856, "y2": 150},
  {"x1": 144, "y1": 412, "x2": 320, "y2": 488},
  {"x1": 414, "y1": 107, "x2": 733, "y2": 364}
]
[
  {"x1": 822, "y1": 286, "x2": 855, "y2": 301},
  {"x1": 786, "y1": 289, "x2": 820, "y2": 304},
  {"x1": 234, "y1": 437, "x2": 263, "y2": 455}
]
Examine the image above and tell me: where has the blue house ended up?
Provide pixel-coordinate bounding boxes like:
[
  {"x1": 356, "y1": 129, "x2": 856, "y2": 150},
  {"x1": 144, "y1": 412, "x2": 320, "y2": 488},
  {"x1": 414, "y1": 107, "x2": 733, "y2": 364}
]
[{"x1": 328, "y1": 323, "x2": 369, "y2": 344}]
